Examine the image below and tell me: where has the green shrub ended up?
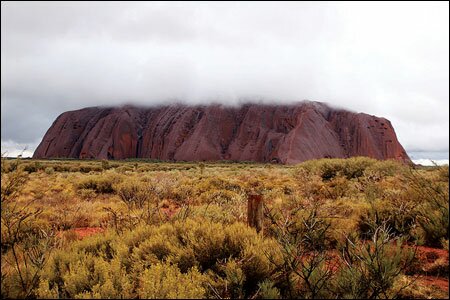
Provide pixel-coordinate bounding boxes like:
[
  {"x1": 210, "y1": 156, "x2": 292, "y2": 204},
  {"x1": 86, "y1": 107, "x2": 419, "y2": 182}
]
[
  {"x1": 258, "y1": 280, "x2": 281, "y2": 299},
  {"x1": 364, "y1": 160, "x2": 404, "y2": 180},
  {"x1": 75, "y1": 175, "x2": 119, "y2": 194},
  {"x1": 22, "y1": 161, "x2": 42, "y2": 173},
  {"x1": 334, "y1": 225, "x2": 416, "y2": 299},
  {"x1": 322, "y1": 175, "x2": 350, "y2": 199},
  {"x1": 115, "y1": 165, "x2": 135, "y2": 173},
  {"x1": 101, "y1": 160, "x2": 110, "y2": 171},
  {"x1": 44, "y1": 167, "x2": 55, "y2": 175},
  {"x1": 441, "y1": 238, "x2": 449, "y2": 251},
  {"x1": 195, "y1": 177, "x2": 244, "y2": 195},
  {"x1": 1, "y1": 157, "x2": 13, "y2": 173},
  {"x1": 199, "y1": 189, "x2": 242, "y2": 205},
  {"x1": 138, "y1": 262, "x2": 206, "y2": 299},
  {"x1": 297, "y1": 157, "x2": 379, "y2": 181},
  {"x1": 115, "y1": 181, "x2": 151, "y2": 209},
  {"x1": 405, "y1": 167, "x2": 449, "y2": 247},
  {"x1": 184, "y1": 204, "x2": 236, "y2": 224},
  {"x1": 1, "y1": 160, "x2": 56, "y2": 299},
  {"x1": 264, "y1": 207, "x2": 335, "y2": 298},
  {"x1": 357, "y1": 198, "x2": 418, "y2": 240}
]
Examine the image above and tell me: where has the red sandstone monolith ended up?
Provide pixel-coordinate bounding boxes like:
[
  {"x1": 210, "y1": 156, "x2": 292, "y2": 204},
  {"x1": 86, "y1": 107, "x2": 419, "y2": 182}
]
[{"x1": 33, "y1": 101, "x2": 411, "y2": 164}]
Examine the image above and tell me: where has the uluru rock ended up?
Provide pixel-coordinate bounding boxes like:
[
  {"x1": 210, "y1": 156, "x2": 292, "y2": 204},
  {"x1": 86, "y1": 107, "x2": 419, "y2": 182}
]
[{"x1": 33, "y1": 101, "x2": 411, "y2": 164}]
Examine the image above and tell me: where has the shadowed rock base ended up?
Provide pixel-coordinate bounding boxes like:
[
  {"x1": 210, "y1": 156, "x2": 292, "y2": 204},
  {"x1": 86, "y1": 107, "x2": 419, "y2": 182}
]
[{"x1": 33, "y1": 101, "x2": 410, "y2": 164}]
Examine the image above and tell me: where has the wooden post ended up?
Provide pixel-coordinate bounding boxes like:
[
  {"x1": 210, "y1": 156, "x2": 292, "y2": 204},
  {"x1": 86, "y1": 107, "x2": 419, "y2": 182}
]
[{"x1": 247, "y1": 194, "x2": 263, "y2": 233}]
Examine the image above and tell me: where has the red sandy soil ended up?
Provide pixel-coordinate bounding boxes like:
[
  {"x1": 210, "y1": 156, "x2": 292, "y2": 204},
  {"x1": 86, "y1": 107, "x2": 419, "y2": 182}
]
[
  {"x1": 56, "y1": 227, "x2": 105, "y2": 240},
  {"x1": 415, "y1": 245, "x2": 449, "y2": 264},
  {"x1": 160, "y1": 201, "x2": 180, "y2": 219},
  {"x1": 72, "y1": 227, "x2": 105, "y2": 239},
  {"x1": 417, "y1": 275, "x2": 449, "y2": 292},
  {"x1": 412, "y1": 245, "x2": 449, "y2": 293}
]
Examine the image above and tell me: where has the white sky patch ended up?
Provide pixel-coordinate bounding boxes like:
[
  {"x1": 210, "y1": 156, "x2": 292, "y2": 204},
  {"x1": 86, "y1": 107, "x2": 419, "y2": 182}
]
[
  {"x1": 1, "y1": 140, "x2": 36, "y2": 158},
  {"x1": 412, "y1": 159, "x2": 449, "y2": 166},
  {"x1": 1, "y1": 2, "x2": 448, "y2": 158}
]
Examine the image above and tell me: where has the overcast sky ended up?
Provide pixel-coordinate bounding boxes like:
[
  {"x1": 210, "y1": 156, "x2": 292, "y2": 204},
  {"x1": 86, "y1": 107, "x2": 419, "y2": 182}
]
[{"x1": 1, "y1": 1, "x2": 449, "y2": 163}]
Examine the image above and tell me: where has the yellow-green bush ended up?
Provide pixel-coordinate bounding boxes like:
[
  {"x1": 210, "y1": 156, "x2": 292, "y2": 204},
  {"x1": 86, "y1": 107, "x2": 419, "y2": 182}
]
[
  {"x1": 181, "y1": 204, "x2": 237, "y2": 224},
  {"x1": 401, "y1": 167, "x2": 449, "y2": 247},
  {"x1": 115, "y1": 180, "x2": 151, "y2": 209},
  {"x1": 356, "y1": 198, "x2": 418, "y2": 239},
  {"x1": 296, "y1": 157, "x2": 401, "y2": 181},
  {"x1": 257, "y1": 279, "x2": 281, "y2": 299},
  {"x1": 37, "y1": 219, "x2": 281, "y2": 299},
  {"x1": 138, "y1": 262, "x2": 207, "y2": 299},
  {"x1": 364, "y1": 159, "x2": 405, "y2": 180},
  {"x1": 75, "y1": 174, "x2": 122, "y2": 194}
]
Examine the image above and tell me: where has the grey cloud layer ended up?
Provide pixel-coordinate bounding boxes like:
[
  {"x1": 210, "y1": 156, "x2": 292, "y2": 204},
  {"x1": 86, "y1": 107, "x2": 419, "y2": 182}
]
[{"x1": 1, "y1": 1, "x2": 449, "y2": 157}]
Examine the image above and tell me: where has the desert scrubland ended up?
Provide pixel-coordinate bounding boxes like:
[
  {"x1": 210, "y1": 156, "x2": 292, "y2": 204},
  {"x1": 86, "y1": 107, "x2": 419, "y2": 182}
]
[{"x1": 1, "y1": 157, "x2": 448, "y2": 299}]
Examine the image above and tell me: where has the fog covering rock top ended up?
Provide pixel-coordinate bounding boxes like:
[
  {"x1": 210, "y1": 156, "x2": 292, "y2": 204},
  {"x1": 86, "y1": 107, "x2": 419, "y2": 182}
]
[{"x1": 33, "y1": 101, "x2": 410, "y2": 164}]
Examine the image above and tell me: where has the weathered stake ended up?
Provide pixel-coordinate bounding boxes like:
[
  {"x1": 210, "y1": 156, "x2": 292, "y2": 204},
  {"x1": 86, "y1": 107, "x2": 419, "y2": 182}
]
[{"x1": 247, "y1": 194, "x2": 263, "y2": 233}]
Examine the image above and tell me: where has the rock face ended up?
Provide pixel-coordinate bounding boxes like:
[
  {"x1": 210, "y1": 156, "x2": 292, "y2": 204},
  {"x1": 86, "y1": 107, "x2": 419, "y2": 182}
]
[{"x1": 33, "y1": 101, "x2": 411, "y2": 164}]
